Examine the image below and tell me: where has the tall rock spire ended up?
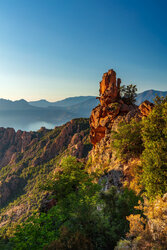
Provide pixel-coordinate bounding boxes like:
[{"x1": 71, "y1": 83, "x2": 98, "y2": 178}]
[{"x1": 90, "y1": 69, "x2": 123, "y2": 146}]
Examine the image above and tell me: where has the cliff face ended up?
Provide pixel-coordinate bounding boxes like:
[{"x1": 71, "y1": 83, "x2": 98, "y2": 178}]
[
  {"x1": 90, "y1": 69, "x2": 154, "y2": 147},
  {"x1": 0, "y1": 118, "x2": 91, "y2": 228},
  {"x1": 0, "y1": 128, "x2": 40, "y2": 168},
  {"x1": 89, "y1": 69, "x2": 154, "y2": 188},
  {"x1": 0, "y1": 119, "x2": 91, "y2": 170},
  {"x1": 90, "y1": 69, "x2": 133, "y2": 146}
]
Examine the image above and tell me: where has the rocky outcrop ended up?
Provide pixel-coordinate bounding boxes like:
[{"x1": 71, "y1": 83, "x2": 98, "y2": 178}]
[
  {"x1": 38, "y1": 119, "x2": 91, "y2": 165},
  {"x1": 88, "y1": 69, "x2": 155, "y2": 189},
  {"x1": 0, "y1": 128, "x2": 41, "y2": 168},
  {"x1": 0, "y1": 176, "x2": 26, "y2": 207},
  {"x1": 0, "y1": 118, "x2": 91, "y2": 209},
  {"x1": 139, "y1": 100, "x2": 154, "y2": 117},
  {"x1": 0, "y1": 118, "x2": 92, "y2": 171},
  {"x1": 90, "y1": 69, "x2": 139, "y2": 146},
  {"x1": 99, "y1": 69, "x2": 121, "y2": 104},
  {"x1": 90, "y1": 69, "x2": 154, "y2": 147}
]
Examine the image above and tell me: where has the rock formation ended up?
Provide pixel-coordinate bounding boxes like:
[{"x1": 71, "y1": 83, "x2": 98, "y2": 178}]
[
  {"x1": 139, "y1": 100, "x2": 154, "y2": 117},
  {"x1": 0, "y1": 118, "x2": 91, "y2": 171},
  {"x1": 0, "y1": 119, "x2": 91, "y2": 209},
  {"x1": 90, "y1": 69, "x2": 154, "y2": 147},
  {"x1": 88, "y1": 69, "x2": 155, "y2": 186},
  {"x1": 90, "y1": 69, "x2": 134, "y2": 146},
  {"x1": 0, "y1": 128, "x2": 40, "y2": 168}
]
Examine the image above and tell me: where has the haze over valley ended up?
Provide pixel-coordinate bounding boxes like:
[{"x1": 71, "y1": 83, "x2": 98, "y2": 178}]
[{"x1": 0, "y1": 89, "x2": 166, "y2": 131}]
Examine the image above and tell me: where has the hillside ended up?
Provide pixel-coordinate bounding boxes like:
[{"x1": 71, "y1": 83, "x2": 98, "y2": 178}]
[{"x1": 0, "y1": 118, "x2": 92, "y2": 233}]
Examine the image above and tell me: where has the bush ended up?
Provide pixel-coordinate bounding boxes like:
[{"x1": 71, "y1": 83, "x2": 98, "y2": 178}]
[
  {"x1": 121, "y1": 84, "x2": 137, "y2": 105},
  {"x1": 11, "y1": 156, "x2": 141, "y2": 250},
  {"x1": 141, "y1": 97, "x2": 167, "y2": 199},
  {"x1": 111, "y1": 119, "x2": 143, "y2": 160}
]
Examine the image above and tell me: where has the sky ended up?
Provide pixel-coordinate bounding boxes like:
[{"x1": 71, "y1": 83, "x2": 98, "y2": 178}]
[{"x1": 0, "y1": 0, "x2": 166, "y2": 101}]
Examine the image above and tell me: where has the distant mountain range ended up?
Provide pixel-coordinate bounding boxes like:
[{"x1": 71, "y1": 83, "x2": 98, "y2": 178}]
[
  {"x1": 136, "y1": 89, "x2": 167, "y2": 105},
  {"x1": 29, "y1": 90, "x2": 167, "y2": 108},
  {"x1": 0, "y1": 90, "x2": 166, "y2": 131},
  {"x1": 29, "y1": 96, "x2": 94, "y2": 108}
]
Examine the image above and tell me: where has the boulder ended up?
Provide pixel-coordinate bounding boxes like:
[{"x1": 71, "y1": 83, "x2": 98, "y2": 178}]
[{"x1": 139, "y1": 100, "x2": 154, "y2": 117}]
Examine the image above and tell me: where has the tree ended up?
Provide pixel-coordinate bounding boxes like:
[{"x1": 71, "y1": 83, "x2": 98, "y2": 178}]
[
  {"x1": 111, "y1": 119, "x2": 143, "y2": 161},
  {"x1": 121, "y1": 84, "x2": 137, "y2": 105},
  {"x1": 100, "y1": 186, "x2": 141, "y2": 244},
  {"x1": 141, "y1": 96, "x2": 167, "y2": 199},
  {"x1": 11, "y1": 156, "x2": 141, "y2": 250}
]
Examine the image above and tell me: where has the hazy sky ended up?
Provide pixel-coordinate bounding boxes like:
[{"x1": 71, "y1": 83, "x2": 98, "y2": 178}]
[{"x1": 0, "y1": 0, "x2": 166, "y2": 101}]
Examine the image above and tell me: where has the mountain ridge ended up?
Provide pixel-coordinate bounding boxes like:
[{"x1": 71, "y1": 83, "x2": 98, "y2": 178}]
[
  {"x1": 0, "y1": 89, "x2": 166, "y2": 131},
  {"x1": 1, "y1": 89, "x2": 166, "y2": 109}
]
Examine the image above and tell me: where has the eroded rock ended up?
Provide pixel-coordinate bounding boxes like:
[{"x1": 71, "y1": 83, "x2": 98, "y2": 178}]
[
  {"x1": 90, "y1": 69, "x2": 130, "y2": 146},
  {"x1": 90, "y1": 69, "x2": 154, "y2": 147},
  {"x1": 139, "y1": 100, "x2": 154, "y2": 117}
]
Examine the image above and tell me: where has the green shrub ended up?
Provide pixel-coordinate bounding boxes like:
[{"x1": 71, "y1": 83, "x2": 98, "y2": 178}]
[
  {"x1": 11, "y1": 156, "x2": 141, "y2": 250},
  {"x1": 141, "y1": 97, "x2": 167, "y2": 199},
  {"x1": 111, "y1": 119, "x2": 143, "y2": 160},
  {"x1": 121, "y1": 84, "x2": 137, "y2": 105}
]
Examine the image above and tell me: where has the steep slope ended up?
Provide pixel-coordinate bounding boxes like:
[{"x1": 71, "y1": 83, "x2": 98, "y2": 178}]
[
  {"x1": 0, "y1": 118, "x2": 92, "y2": 233},
  {"x1": 87, "y1": 70, "x2": 167, "y2": 248},
  {"x1": 88, "y1": 69, "x2": 153, "y2": 186}
]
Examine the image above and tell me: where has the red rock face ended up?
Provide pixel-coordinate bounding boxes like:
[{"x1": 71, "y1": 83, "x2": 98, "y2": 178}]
[
  {"x1": 90, "y1": 69, "x2": 154, "y2": 146},
  {"x1": 139, "y1": 100, "x2": 154, "y2": 117},
  {"x1": 90, "y1": 69, "x2": 124, "y2": 146},
  {"x1": 0, "y1": 128, "x2": 39, "y2": 168},
  {"x1": 99, "y1": 69, "x2": 121, "y2": 106}
]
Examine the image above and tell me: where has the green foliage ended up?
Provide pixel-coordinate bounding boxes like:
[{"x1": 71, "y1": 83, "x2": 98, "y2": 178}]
[
  {"x1": 0, "y1": 118, "x2": 91, "y2": 237},
  {"x1": 121, "y1": 84, "x2": 137, "y2": 105},
  {"x1": 11, "y1": 156, "x2": 140, "y2": 250},
  {"x1": 45, "y1": 227, "x2": 94, "y2": 250},
  {"x1": 100, "y1": 186, "x2": 142, "y2": 243},
  {"x1": 111, "y1": 96, "x2": 167, "y2": 200},
  {"x1": 42, "y1": 156, "x2": 99, "y2": 201},
  {"x1": 111, "y1": 119, "x2": 143, "y2": 160},
  {"x1": 12, "y1": 207, "x2": 66, "y2": 250},
  {"x1": 0, "y1": 238, "x2": 13, "y2": 250},
  {"x1": 141, "y1": 96, "x2": 167, "y2": 199}
]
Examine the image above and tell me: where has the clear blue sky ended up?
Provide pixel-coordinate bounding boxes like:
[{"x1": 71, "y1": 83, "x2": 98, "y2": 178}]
[{"x1": 0, "y1": 0, "x2": 166, "y2": 101}]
